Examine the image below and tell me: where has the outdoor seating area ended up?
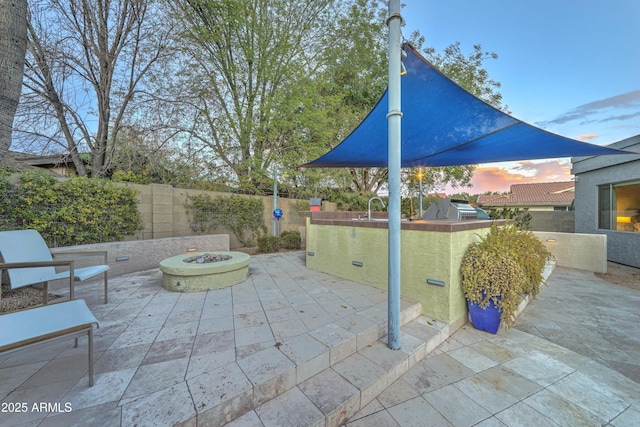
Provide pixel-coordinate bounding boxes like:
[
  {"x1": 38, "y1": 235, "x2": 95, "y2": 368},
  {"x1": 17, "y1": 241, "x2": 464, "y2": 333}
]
[
  {"x1": 1, "y1": 251, "x2": 639, "y2": 426},
  {"x1": 0, "y1": 229, "x2": 109, "y2": 305}
]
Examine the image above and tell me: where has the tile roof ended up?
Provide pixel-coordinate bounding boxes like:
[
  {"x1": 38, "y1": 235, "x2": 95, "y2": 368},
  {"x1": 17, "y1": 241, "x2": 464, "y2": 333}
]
[
  {"x1": 477, "y1": 181, "x2": 574, "y2": 206},
  {"x1": 426, "y1": 192, "x2": 447, "y2": 198}
]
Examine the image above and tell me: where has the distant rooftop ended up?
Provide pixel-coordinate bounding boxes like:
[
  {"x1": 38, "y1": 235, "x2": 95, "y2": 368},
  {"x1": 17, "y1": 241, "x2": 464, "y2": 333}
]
[
  {"x1": 426, "y1": 192, "x2": 447, "y2": 199},
  {"x1": 1, "y1": 150, "x2": 80, "y2": 177},
  {"x1": 477, "y1": 181, "x2": 574, "y2": 207}
]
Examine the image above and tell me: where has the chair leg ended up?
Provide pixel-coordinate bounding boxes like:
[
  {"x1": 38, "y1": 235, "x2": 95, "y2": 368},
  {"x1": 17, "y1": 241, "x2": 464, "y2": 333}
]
[
  {"x1": 103, "y1": 271, "x2": 108, "y2": 304},
  {"x1": 43, "y1": 282, "x2": 49, "y2": 305},
  {"x1": 88, "y1": 327, "x2": 94, "y2": 387},
  {"x1": 69, "y1": 263, "x2": 75, "y2": 301}
]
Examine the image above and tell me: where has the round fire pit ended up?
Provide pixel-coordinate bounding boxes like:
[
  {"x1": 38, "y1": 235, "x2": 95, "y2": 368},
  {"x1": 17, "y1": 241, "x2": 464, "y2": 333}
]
[{"x1": 160, "y1": 251, "x2": 250, "y2": 292}]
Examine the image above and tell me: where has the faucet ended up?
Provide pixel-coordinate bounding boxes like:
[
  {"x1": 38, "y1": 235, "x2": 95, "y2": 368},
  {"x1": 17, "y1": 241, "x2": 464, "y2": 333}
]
[{"x1": 368, "y1": 197, "x2": 386, "y2": 220}]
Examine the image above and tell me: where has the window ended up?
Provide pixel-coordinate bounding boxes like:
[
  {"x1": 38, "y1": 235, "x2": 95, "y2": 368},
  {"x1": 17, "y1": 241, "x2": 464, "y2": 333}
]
[{"x1": 598, "y1": 180, "x2": 640, "y2": 232}]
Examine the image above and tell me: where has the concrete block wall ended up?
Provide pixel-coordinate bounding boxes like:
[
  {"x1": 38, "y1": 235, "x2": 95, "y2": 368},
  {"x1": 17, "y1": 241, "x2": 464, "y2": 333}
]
[
  {"x1": 529, "y1": 211, "x2": 574, "y2": 233},
  {"x1": 151, "y1": 184, "x2": 175, "y2": 239},
  {"x1": 118, "y1": 183, "x2": 337, "y2": 247},
  {"x1": 133, "y1": 183, "x2": 153, "y2": 240}
]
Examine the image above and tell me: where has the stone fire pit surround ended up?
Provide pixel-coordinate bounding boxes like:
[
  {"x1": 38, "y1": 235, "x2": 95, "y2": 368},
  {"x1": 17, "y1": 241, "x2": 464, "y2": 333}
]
[
  {"x1": 183, "y1": 253, "x2": 230, "y2": 264},
  {"x1": 160, "y1": 251, "x2": 250, "y2": 292}
]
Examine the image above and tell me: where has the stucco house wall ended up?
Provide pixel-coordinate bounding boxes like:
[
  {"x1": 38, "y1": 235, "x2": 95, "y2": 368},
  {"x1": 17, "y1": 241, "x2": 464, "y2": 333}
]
[{"x1": 572, "y1": 135, "x2": 640, "y2": 268}]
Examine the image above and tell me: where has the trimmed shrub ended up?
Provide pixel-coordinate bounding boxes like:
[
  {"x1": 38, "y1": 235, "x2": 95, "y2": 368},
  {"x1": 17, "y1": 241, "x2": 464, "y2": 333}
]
[
  {"x1": 257, "y1": 236, "x2": 280, "y2": 253},
  {"x1": 280, "y1": 230, "x2": 301, "y2": 249}
]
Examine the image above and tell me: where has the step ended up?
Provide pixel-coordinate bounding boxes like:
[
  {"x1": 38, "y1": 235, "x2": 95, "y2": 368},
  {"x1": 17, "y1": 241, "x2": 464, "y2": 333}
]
[
  {"x1": 237, "y1": 314, "x2": 462, "y2": 427},
  {"x1": 180, "y1": 298, "x2": 423, "y2": 426}
]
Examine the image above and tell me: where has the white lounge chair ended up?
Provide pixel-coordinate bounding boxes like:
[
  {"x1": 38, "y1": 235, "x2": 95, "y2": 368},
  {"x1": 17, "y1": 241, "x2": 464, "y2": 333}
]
[
  {"x1": 0, "y1": 299, "x2": 99, "y2": 386},
  {"x1": 0, "y1": 229, "x2": 109, "y2": 304}
]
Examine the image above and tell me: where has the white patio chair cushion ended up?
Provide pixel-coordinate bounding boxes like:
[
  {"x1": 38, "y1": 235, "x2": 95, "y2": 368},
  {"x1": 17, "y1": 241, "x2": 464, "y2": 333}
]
[
  {"x1": 0, "y1": 229, "x2": 109, "y2": 303},
  {"x1": 0, "y1": 299, "x2": 98, "y2": 350},
  {"x1": 47, "y1": 264, "x2": 110, "y2": 282},
  {"x1": 0, "y1": 299, "x2": 99, "y2": 386}
]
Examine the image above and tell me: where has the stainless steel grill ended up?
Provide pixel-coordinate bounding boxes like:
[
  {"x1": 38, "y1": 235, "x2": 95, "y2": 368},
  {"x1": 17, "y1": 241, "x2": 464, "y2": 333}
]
[{"x1": 422, "y1": 198, "x2": 478, "y2": 221}]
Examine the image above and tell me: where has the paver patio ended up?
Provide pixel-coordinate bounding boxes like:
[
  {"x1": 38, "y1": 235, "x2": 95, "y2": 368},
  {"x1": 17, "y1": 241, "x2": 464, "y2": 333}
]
[{"x1": 1, "y1": 251, "x2": 639, "y2": 426}]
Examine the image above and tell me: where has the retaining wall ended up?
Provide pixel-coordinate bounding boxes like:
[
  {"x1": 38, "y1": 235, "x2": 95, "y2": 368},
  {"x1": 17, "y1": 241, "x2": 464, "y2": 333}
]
[
  {"x1": 50, "y1": 234, "x2": 230, "y2": 278},
  {"x1": 532, "y1": 231, "x2": 607, "y2": 273}
]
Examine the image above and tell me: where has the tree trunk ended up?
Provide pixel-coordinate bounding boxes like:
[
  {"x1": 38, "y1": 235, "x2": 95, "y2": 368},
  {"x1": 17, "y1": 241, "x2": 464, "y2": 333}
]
[{"x1": 0, "y1": 0, "x2": 27, "y2": 162}]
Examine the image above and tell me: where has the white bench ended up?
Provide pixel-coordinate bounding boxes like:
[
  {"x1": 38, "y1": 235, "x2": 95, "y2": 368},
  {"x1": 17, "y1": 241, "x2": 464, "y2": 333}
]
[{"x1": 0, "y1": 300, "x2": 99, "y2": 386}]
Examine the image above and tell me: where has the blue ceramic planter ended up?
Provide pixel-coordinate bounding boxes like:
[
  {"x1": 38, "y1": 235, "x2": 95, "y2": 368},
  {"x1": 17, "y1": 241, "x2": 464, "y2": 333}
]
[{"x1": 467, "y1": 298, "x2": 501, "y2": 334}]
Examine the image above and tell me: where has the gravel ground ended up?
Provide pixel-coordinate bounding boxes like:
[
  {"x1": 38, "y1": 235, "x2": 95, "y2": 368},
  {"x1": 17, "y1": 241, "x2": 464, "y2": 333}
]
[
  {"x1": 0, "y1": 284, "x2": 60, "y2": 313},
  {"x1": 2, "y1": 260, "x2": 638, "y2": 314},
  {"x1": 595, "y1": 261, "x2": 640, "y2": 291}
]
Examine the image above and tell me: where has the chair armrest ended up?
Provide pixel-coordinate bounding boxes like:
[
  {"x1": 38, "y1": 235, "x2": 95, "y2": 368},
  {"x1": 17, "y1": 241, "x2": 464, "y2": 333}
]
[
  {"x1": 52, "y1": 250, "x2": 108, "y2": 264},
  {"x1": 0, "y1": 259, "x2": 75, "y2": 269},
  {"x1": 1, "y1": 260, "x2": 76, "y2": 299}
]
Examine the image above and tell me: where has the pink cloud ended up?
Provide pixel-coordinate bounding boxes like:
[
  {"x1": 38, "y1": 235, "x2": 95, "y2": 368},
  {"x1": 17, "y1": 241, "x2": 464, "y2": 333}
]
[
  {"x1": 448, "y1": 160, "x2": 572, "y2": 194},
  {"x1": 577, "y1": 133, "x2": 598, "y2": 141}
]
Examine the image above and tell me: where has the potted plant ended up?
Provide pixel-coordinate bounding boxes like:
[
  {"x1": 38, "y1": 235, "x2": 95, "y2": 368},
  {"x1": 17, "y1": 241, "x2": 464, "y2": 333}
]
[{"x1": 460, "y1": 223, "x2": 553, "y2": 333}]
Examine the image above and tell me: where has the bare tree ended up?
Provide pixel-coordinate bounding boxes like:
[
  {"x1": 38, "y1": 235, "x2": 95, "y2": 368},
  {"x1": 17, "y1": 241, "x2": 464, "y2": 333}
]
[
  {"x1": 15, "y1": 0, "x2": 170, "y2": 177},
  {"x1": 0, "y1": 0, "x2": 27, "y2": 163}
]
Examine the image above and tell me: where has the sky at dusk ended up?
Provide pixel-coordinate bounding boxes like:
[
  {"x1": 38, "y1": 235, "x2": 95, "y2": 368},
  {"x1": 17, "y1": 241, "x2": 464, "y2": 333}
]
[{"x1": 401, "y1": 0, "x2": 640, "y2": 194}]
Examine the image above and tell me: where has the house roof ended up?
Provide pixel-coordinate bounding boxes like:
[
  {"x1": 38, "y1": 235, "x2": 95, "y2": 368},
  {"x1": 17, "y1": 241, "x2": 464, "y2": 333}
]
[
  {"x1": 477, "y1": 181, "x2": 575, "y2": 207},
  {"x1": 426, "y1": 192, "x2": 447, "y2": 199},
  {"x1": 1, "y1": 151, "x2": 78, "y2": 176},
  {"x1": 572, "y1": 134, "x2": 640, "y2": 175}
]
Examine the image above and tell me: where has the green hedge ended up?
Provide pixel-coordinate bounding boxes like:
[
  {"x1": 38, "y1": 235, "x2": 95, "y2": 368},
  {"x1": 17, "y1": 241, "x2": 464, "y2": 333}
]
[
  {"x1": 280, "y1": 230, "x2": 301, "y2": 249},
  {"x1": 0, "y1": 170, "x2": 143, "y2": 246},
  {"x1": 257, "y1": 236, "x2": 280, "y2": 253},
  {"x1": 186, "y1": 194, "x2": 266, "y2": 246}
]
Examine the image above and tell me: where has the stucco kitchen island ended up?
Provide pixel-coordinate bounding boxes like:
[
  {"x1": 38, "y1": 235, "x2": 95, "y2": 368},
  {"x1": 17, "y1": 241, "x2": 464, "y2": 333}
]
[{"x1": 303, "y1": 211, "x2": 496, "y2": 327}]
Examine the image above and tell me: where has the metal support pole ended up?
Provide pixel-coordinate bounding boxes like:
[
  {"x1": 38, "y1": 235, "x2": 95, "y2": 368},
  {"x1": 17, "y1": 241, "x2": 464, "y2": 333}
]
[
  {"x1": 386, "y1": 0, "x2": 402, "y2": 350},
  {"x1": 273, "y1": 169, "x2": 278, "y2": 237},
  {"x1": 419, "y1": 177, "x2": 423, "y2": 217}
]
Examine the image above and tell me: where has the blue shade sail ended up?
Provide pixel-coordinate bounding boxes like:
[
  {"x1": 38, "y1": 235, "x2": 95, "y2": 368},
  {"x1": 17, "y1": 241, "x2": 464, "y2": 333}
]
[{"x1": 302, "y1": 44, "x2": 634, "y2": 168}]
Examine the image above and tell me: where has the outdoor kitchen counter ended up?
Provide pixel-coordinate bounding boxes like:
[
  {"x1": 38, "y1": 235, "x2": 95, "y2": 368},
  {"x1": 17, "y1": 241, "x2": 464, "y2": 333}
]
[
  {"x1": 303, "y1": 211, "x2": 501, "y2": 325},
  {"x1": 301, "y1": 210, "x2": 502, "y2": 231}
]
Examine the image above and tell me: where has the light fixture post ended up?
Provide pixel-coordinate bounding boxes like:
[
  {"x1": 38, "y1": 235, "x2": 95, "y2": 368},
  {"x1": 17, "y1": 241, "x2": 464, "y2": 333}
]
[
  {"x1": 419, "y1": 176, "x2": 423, "y2": 217},
  {"x1": 417, "y1": 170, "x2": 424, "y2": 217}
]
